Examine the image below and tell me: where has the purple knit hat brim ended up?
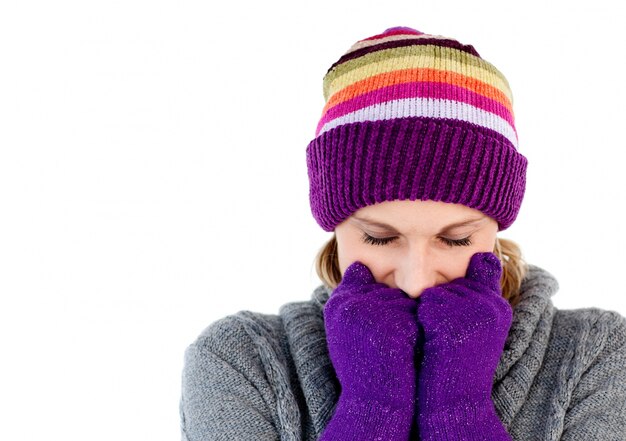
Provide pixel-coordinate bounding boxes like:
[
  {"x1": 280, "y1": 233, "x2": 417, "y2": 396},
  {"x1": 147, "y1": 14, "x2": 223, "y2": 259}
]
[{"x1": 306, "y1": 117, "x2": 527, "y2": 232}]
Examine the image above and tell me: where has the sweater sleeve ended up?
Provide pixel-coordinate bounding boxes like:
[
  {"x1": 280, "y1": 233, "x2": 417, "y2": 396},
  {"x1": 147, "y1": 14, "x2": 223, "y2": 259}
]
[
  {"x1": 179, "y1": 315, "x2": 281, "y2": 441},
  {"x1": 561, "y1": 310, "x2": 626, "y2": 440}
]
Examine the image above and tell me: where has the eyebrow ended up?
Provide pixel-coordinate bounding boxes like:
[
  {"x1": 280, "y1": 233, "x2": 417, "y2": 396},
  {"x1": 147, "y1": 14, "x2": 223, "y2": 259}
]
[{"x1": 352, "y1": 215, "x2": 486, "y2": 234}]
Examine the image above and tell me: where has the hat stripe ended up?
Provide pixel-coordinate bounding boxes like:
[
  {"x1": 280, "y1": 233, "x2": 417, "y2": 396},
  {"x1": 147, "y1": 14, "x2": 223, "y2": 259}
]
[
  {"x1": 316, "y1": 97, "x2": 518, "y2": 149},
  {"x1": 347, "y1": 33, "x2": 460, "y2": 55},
  {"x1": 324, "y1": 46, "x2": 511, "y2": 101},
  {"x1": 322, "y1": 67, "x2": 513, "y2": 118},
  {"x1": 328, "y1": 37, "x2": 481, "y2": 74},
  {"x1": 316, "y1": 81, "x2": 515, "y2": 138}
]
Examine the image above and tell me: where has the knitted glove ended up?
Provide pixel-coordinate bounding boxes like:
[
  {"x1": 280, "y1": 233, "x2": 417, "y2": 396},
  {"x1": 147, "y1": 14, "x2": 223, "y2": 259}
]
[
  {"x1": 320, "y1": 261, "x2": 420, "y2": 441},
  {"x1": 415, "y1": 252, "x2": 513, "y2": 441}
]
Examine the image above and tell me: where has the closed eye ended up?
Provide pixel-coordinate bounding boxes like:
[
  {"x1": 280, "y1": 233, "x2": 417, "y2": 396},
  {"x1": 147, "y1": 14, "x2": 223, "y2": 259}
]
[{"x1": 360, "y1": 232, "x2": 472, "y2": 247}]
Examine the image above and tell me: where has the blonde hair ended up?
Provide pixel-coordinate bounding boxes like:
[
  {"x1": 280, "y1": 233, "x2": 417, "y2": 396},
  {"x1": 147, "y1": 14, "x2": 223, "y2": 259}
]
[{"x1": 314, "y1": 235, "x2": 528, "y2": 308}]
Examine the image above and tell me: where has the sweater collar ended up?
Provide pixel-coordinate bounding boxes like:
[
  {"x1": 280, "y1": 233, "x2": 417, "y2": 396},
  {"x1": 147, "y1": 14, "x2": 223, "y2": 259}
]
[
  {"x1": 281, "y1": 263, "x2": 559, "y2": 434},
  {"x1": 492, "y1": 263, "x2": 559, "y2": 426}
]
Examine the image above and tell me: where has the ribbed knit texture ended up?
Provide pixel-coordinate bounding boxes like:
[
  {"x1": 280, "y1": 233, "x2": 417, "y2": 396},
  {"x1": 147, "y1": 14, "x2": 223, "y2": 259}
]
[
  {"x1": 180, "y1": 265, "x2": 626, "y2": 440},
  {"x1": 415, "y1": 252, "x2": 513, "y2": 440},
  {"x1": 319, "y1": 261, "x2": 420, "y2": 440},
  {"x1": 306, "y1": 26, "x2": 528, "y2": 231}
]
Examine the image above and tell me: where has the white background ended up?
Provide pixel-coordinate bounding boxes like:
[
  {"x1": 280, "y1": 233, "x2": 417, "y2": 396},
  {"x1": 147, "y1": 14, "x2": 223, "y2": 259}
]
[{"x1": 1, "y1": 1, "x2": 625, "y2": 439}]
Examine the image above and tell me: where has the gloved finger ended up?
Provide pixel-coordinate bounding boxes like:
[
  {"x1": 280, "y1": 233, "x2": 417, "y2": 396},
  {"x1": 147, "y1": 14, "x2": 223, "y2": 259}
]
[
  {"x1": 328, "y1": 287, "x2": 414, "y2": 320},
  {"x1": 464, "y1": 252, "x2": 502, "y2": 293},
  {"x1": 339, "y1": 260, "x2": 376, "y2": 287}
]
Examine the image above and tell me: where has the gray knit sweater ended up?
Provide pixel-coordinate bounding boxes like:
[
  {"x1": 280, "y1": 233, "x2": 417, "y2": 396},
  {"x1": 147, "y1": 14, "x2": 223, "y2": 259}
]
[{"x1": 180, "y1": 264, "x2": 626, "y2": 440}]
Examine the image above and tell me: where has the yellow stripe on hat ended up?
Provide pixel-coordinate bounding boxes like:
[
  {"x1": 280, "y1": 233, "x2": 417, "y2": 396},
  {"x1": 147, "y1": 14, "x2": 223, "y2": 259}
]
[{"x1": 324, "y1": 45, "x2": 512, "y2": 103}]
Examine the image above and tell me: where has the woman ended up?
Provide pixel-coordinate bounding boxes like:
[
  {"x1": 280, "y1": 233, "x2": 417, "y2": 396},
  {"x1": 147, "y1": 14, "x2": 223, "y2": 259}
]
[{"x1": 179, "y1": 26, "x2": 626, "y2": 440}]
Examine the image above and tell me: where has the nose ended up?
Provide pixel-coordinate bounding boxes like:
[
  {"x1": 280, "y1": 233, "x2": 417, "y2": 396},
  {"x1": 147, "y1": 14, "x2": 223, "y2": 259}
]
[{"x1": 395, "y1": 248, "x2": 439, "y2": 299}]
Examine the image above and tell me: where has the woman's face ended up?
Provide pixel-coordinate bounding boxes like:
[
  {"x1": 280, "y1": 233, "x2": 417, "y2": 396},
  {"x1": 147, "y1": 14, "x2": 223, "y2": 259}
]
[{"x1": 334, "y1": 199, "x2": 499, "y2": 299}]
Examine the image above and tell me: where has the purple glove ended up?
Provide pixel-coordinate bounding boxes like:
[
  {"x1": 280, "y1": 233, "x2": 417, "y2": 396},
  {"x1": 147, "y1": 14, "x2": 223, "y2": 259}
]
[
  {"x1": 415, "y1": 252, "x2": 513, "y2": 441},
  {"x1": 320, "y1": 261, "x2": 421, "y2": 440}
]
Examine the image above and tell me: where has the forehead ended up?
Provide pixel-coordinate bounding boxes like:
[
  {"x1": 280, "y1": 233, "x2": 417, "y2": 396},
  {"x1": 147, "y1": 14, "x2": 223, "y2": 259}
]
[
  {"x1": 354, "y1": 199, "x2": 485, "y2": 222},
  {"x1": 345, "y1": 199, "x2": 496, "y2": 236}
]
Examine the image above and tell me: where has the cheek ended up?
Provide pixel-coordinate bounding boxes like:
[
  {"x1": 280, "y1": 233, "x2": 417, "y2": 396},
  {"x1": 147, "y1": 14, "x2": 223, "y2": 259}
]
[
  {"x1": 335, "y1": 234, "x2": 352, "y2": 276},
  {"x1": 449, "y1": 236, "x2": 498, "y2": 278},
  {"x1": 336, "y1": 232, "x2": 388, "y2": 277},
  {"x1": 418, "y1": 249, "x2": 467, "y2": 283},
  {"x1": 337, "y1": 241, "x2": 372, "y2": 275},
  {"x1": 474, "y1": 232, "x2": 498, "y2": 253},
  {"x1": 421, "y1": 238, "x2": 496, "y2": 282}
]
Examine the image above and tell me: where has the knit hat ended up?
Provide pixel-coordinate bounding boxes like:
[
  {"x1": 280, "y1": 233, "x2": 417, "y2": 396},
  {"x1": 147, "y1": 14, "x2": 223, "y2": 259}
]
[{"x1": 306, "y1": 26, "x2": 527, "y2": 232}]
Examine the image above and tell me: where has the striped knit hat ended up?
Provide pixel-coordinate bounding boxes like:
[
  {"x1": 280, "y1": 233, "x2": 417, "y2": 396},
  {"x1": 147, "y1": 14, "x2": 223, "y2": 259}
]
[{"x1": 306, "y1": 26, "x2": 527, "y2": 232}]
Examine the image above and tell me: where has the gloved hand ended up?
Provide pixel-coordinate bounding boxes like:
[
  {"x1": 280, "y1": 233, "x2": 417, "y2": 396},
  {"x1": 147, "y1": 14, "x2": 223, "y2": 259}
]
[
  {"x1": 320, "y1": 261, "x2": 421, "y2": 441},
  {"x1": 415, "y1": 252, "x2": 513, "y2": 441}
]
